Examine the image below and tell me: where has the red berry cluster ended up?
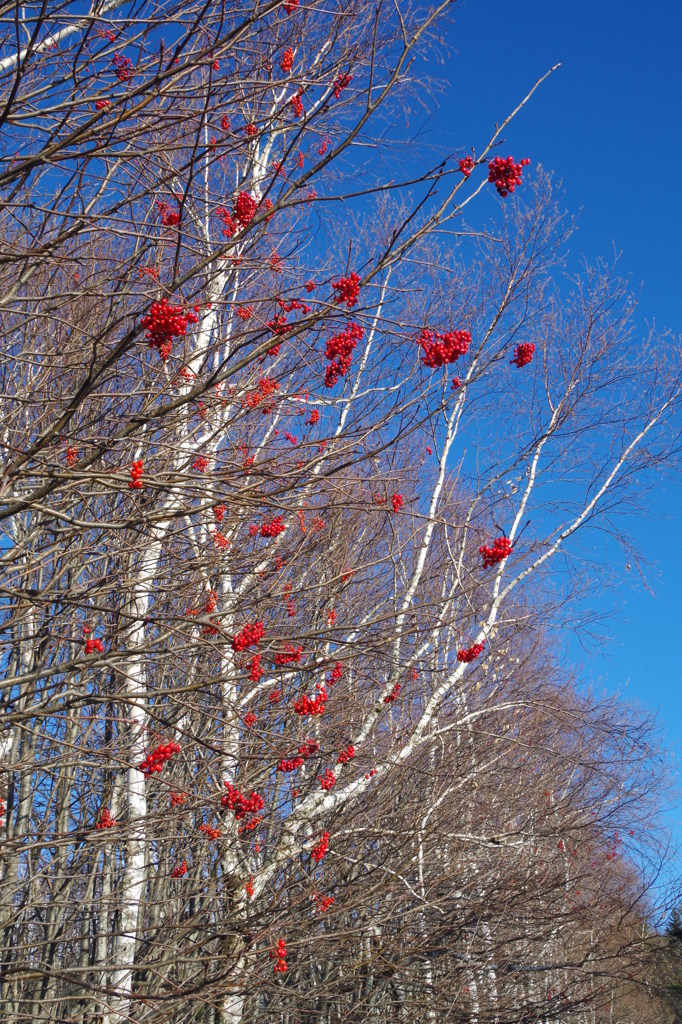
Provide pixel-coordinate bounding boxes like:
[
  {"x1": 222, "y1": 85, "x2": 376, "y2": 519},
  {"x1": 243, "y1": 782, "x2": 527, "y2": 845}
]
[
  {"x1": 364, "y1": 768, "x2": 378, "y2": 780},
  {"x1": 284, "y1": 0, "x2": 299, "y2": 11},
  {"x1": 84, "y1": 637, "x2": 105, "y2": 655},
  {"x1": 221, "y1": 782, "x2": 265, "y2": 820},
  {"x1": 170, "y1": 791, "x2": 187, "y2": 806},
  {"x1": 511, "y1": 342, "x2": 535, "y2": 368},
  {"x1": 243, "y1": 711, "x2": 258, "y2": 727},
  {"x1": 277, "y1": 756, "x2": 304, "y2": 773},
  {"x1": 140, "y1": 298, "x2": 198, "y2": 360},
  {"x1": 457, "y1": 641, "x2": 485, "y2": 663},
  {"x1": 273, "y1": 938, "x2": 288, "y2": 973},
  {"x1": 192, "y1": 456, "x2": 209, "y2": 472},
  {"x1": 112, "y1": 53, "x2": 133, "y2": 82},
  {"x1": 248, "y1": 654, "x2": 262, "y2": 681},
  {"x1": 332, "y1": 72, "x2": 353, "y2": 99},
  {"x1": 294, "y1": 684, "x2": 327, "y2": 717},
  {"x1": 213, "y1": 504, "x2": 226, "y2": 522},
  {"x1": 391, "y1": 493, "x2": 403, "y2": 513},
  {"x1": 156, "y1": 198, "x2": 180, "y2": 226},
  {"x1": 274, "y1": 643, "x2": 302, "y2": 666},
  {"x1": 420, "y1": 328, "x2": 471, "y2": 369},
  {"x1": 232, "y1": 621, "x2": 265, "y2": 652},
  {"x1": 171, "y1": 860, "x2": 187, "y2": 878},
  {"x1": 326, "y1": 661, "x2": 343, "y2": 685},
  {"x1": 199, "y1": 822, "x2": 222, "y2": 840},
  {"x1": 290, "y1": 92, "x2": 304, "y2": 118},
  {"x1": 221, "y1": 114, "x2": 231, "y2": 132},
  {"x1": 307, "y1": 408, "x2": 320, "y2": 426},
  {"x1": 479, "y1": 536, "x2": 513, "y2": 568},
  {"x1": 129, "y1": 459, "x2": 143, "y2": 489},
  {"x1": 487, "y1": 156, "x2": 530, "y2": 197},
  {"x1": 233, "y1": 191, "x2": 258, "y2": 227},
  {"x1": 96, "y1": 807, "x2": 116, "y2": 829},
  {"x1": 383, "y1": 682, "x2": 401, "y2": 704},
  {"x1": 312, "y1": 831, "x2": 330, "y2": 863},
  {"x1": 138, "y1": 741, "x2": 180, "y2": 777},
  {"x1": 318, "y1": 769, "x2": 336, "y2": 791},
  {"x1": 261, "y1": 516, "x2": 286, "y2": 538},
  {"x1": 336, "y1": 744, "x2": 355, "y2": 764},
  {"x1": 313, "y1": 892, "x2": 334, "y2": 913},
  {"x1": 244, "y1": 123, "x2": 258, "y2": 136},
  {"x1": 331, "y1": 271, "x2": 361, "y2": 309},
  {"x1": 215, "y1": 206, "x2": 236, "y2": 237},
  {"x1": 324, "y1": 322, "x2": 364, "y2": 387},
  {"x1": 459, "y1": 156, "x2": 475, "y2": 177},
  {"x1": 299, "y1": 740, "x2": 320, "y2": 758},
  {"x1": 95, "y1": 99, "x2": 111, "y2": 111},
  {"x1": 280, "y1": 47, "x2": 294, "y2": 72}
]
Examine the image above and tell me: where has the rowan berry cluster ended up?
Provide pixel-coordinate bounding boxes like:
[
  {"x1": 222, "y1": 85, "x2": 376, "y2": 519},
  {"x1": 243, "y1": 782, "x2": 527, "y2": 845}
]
[
  {"x1": 96, "y1": 808, "x2": 116, "y2": 829},
  {"x1": 221, "y1": 114, "x2": 230, "y2": 132},
  {"x1": 277, "y1": 756, "x2": 304, "y2": 773},
  {"x1": 332, "y1": 72, "x2": 353, "y2": 98},
  {"x1": 248, "y1": 655, "x2": 262, "y2": 681},
  {"x1": 221, "y1": 782, "x2": 265, "y2": 820},
  {"x1": 318, "y1": 769, "x2": 336, "y2": 791},
  {"x1": 192, "y1": 456, "x2": 209, "y2": 472},
  {"x1": 260, "y1": 516, "x2": 286, "y2": 538},
  {"x1": 487, "y1": 156, "x2": 531, "y2": 196},
  {"x1": 213, "y1": 504, "x2": 226, "y2": 522},
  {"x1": 245, "y1": 123, "x2": 258, "y2": 136},
  {"x1": 392, "y1": 493, "x2": 403, "y2": 512},
  {"x1": 327, "y1": 662, "x2": 343, "y2": 685},
  {"x1": 171, "y1": 860, "x2": 187, "y2": 878},
  {"x1": 314, "y1": 892, "x2": 335, "y2": 912},
  {"x1": 235, "y1": 305, "x2": 253, "y2": 320},
  {"x1": 233, "y1": 191, "x2": 258, "y2": 227},
  {"x1": 232, "y1": 621, "x2": 265, "y2": 651},
  {"x1": 84, "y1": 637, "x2": 105, "y2": 655},
  {"x1": 112, "y1": 53, "x2": 133, "y2": 82},
  {"x1": 290, "y1": 93, "x2": 303, "y2": 118},
  {"x1": 280, "y1": 47, "x2": 294, "y2": 72},
  {"x1": 244, "y1": 877, "x2": 255, "y2": 898},
  {"x1": 199, "y1": 823, "x2": 222, "y2": 840},
  {"x1": 138, "y1": 741, "x2": 180, "y2": 777},
  {"x1": 479, "y1": 536, "x2": 513, "y2": 568},
  {"x1": 156, "y1": 198, "x2": 180, "y2": 226},
  {"x1": 331, "y1": 271, "x2": 361, "y2": 308},
  {"x1": 215, "y1": 206, "x2": 236, "y2": 237},
  {"x1": 511, "y1": 342, "x2": 536, "y2": 368},
  {"x1": 129, "y1": 460, "x2": 143, "y2": 489},
  {"x1": 312, "y1": 831, "x2": 330, "y2": 862},
  {"x1": 140, "y1": 298, "x2": 198, "y2": 360},
  {"x1": 459, "y1": 155, "x2": 475, "y2": 176},
  {"x1": 273, "y1": 939, "x2": 288, "y2": 973},
  {"x1": 307, "y1": 409, "x2": 320, "y2": 425},
  {"x1": 243, "y1": 712, "x2": 258, "y2": 727},
  {"x1": 324, "y1": 322, "x2": 364, "y2": 387},
  {"x1": 277, "y1": 296, "x2": 311, "y2": 315},
  {"x1": 420, "y1": 328, "x2": 471, "y2": 369},
  {"x1": 274, "y1": 643, "x2": 302, "y2": 666},
  {"x1": 213, "y1": 530, "x2": 230, "y2": 550},
  {"x1": 383, "y1": 683, "x2": 401, "y2": 704},
  {"x1": 364, "y1": 768, "x2": 378, "y2": 780},
  {"x1": 170, "y1": 791, "x2": 187, "y2": 806},
  {"x1": 294, "y1": 684, "x2": 327, "y2": 716},
  {"x1": 336, "y1": 744, "x2": 355, "y2": 764},
  {"x1": 284, "y1": 0, "x2": 299, "y2": 11},
  {"x1": 457, "y1": 641, "x2": 485, "y2": 663},
  {"x1": 95, "y1": 99, "x2": 111, "y2": 111}
]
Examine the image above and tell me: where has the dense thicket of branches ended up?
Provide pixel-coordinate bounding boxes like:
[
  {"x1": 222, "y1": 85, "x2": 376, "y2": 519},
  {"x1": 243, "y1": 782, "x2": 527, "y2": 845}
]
[{"x1": 1, "y1": 2, "x2": 680, "y2": 1023}]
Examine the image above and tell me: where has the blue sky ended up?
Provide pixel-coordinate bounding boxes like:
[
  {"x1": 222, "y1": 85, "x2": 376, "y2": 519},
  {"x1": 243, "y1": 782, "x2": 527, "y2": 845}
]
[{"x1": 437, "y1": 0, "x2": 682, "y2": 866}]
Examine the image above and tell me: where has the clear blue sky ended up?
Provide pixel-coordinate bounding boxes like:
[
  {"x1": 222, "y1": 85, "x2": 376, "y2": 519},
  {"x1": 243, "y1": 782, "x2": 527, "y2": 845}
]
[{"x1": 438, "y1": 1, "x2": 682, "y2": 861}]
